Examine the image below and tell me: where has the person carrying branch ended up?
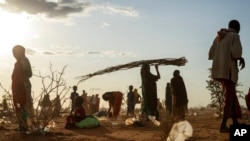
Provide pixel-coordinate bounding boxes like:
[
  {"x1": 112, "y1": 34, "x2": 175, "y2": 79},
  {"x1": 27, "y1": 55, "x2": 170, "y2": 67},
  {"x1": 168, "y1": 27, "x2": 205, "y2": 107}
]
[{"x1": 140, "y1": 64, "x2": 160, "y2": 121}]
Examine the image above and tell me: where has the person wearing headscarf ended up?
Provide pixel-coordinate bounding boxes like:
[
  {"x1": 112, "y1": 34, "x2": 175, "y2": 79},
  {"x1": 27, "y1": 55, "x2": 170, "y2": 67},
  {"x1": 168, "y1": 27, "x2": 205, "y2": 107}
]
[
  {"x1": 102, "y1": 91, "x2": 123, "y2": 120},
  {"x1": 165, "y1": 82, "x2": 172, "y2": 115},
  {"x1": 12, "y1": 45, "x2": 34, "y2": 132},
  {"x1": 140, "y1": 64, "x2": 160, "y2": 120},
  {"x1": 171, "y1": 70, "x2": 188, "y2": 121}
]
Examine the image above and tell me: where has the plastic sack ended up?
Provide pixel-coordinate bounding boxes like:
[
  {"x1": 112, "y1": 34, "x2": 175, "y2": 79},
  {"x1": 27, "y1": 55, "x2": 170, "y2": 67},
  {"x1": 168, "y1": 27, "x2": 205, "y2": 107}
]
[
  {"x1": 148, "y1": 116, "x2": 160, "y2": 126},
  {"x1": 166, "y1": 120, "x2": 193, "y2": 141},
  {"x1": 75, "y1": 116, "x2": 100, "y2": 128},
  {"x1": 125, "y1": 118, "x2": 134, "y2": 126}
]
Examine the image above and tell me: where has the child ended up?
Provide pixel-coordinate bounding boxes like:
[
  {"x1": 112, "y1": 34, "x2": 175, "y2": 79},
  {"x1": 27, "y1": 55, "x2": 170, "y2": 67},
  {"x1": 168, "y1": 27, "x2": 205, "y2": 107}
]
[
  {"x1": 127, "y1": 85, "x2": 135, "y2": 116},
  {"x1": 74, "y1": 96, "x2": 86, "y2": 122},
  {"x1": 70, "y1": 86, "x2": 79, "y2": 113},
  {"x1": 65, "y1": 96, "x2": 86, "y2": 129}
]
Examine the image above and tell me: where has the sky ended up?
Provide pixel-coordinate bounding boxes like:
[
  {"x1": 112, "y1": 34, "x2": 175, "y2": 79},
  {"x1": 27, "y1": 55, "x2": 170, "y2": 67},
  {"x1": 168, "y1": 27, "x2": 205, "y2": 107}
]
[{"x1": 0, "y1": 0, "x2": 250, "y2": 109}]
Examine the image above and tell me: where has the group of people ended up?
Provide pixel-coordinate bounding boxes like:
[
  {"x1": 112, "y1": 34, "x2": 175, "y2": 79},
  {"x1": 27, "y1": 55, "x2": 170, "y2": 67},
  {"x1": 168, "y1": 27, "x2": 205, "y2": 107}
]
[
  {"x1": 70, "y1": 86, "x2": 100, "y2": 115},
  {"x1": 165, "y1": 70, "x2": 188, "y2": 121},
  {"x1": 140, "y1": 63, "x2": 188, "y2": 122},
  {"x1": 101, "y1": 19, "x2": 248, "y2": 135},
  {"x1": 10, "y1": 19, "x2": 248, "y2": 134}
]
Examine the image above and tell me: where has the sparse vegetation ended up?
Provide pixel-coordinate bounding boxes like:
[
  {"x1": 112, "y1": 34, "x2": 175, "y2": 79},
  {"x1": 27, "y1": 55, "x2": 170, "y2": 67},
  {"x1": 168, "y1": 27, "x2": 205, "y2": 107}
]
[
  {"x1": 0, "y1": 64, "x2": 70, "y2": 134},
  {"x1": 206, "y1": 68, "x2": 245, "y2": 118}
]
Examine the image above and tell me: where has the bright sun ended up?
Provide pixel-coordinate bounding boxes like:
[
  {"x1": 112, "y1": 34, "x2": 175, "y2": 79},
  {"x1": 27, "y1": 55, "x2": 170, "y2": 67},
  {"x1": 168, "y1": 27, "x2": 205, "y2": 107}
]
[{"x1": 0, "y1": 11, "x2": 31, "y2": 55}]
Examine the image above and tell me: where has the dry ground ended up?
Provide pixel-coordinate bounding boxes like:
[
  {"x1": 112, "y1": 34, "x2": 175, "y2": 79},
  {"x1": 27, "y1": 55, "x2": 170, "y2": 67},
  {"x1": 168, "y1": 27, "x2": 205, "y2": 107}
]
[{"x1": 0, "y1": 109, "x2": 249, "y2": 141}]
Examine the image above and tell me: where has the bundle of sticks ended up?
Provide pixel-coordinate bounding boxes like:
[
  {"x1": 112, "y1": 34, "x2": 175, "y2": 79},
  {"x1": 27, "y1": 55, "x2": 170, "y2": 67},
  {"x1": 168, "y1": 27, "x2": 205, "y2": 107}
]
[{"x1": 76, "y1": 57, "x2": 187, "y2": 84}]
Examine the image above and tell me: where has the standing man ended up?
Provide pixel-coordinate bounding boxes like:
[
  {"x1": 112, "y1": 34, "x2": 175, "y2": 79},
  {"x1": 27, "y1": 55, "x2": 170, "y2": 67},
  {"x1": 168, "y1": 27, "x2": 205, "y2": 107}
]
[
  {"x1": 12, "y1": 45, "x2": 34, "y2": 132},
  {"x1": 171, "y1": 70, "x2": 188, "y2": 121},
  {"x1": 208, "y1": 19, "x2": 245, "y2": 133}
]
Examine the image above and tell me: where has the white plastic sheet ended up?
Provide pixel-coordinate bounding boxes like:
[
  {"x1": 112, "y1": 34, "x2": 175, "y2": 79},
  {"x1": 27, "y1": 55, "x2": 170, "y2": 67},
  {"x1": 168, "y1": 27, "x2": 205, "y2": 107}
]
[{"x1": 166, "y1": 120, "x2": 193, "y2": 141}]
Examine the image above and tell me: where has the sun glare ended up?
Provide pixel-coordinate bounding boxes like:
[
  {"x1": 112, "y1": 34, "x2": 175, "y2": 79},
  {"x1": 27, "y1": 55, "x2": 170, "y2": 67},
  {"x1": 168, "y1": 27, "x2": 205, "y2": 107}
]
[{"x1": 0, "y1": 11, "x2": 31, "y2": 56}]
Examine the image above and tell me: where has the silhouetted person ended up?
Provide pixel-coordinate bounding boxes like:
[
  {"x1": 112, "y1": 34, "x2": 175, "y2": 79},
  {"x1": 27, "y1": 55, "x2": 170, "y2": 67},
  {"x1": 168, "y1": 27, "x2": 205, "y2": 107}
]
[
  {"x1": 2, "y1": 99, "x2": 8, "y2": 111},
  {"x1": 70, "y1": 85, "x2": 79, "y2": 113},
  {"x1": 165, "y1": 82, "x2": 172, "y2": 115},
  {"x1": 54, "y1": 95, "x2": 61, "y2": 116},
  {"x1": 127, "y1": 85, "x2": 135, "y2": 116},
  {"x1": 141, "y1": 64, "x2": 160, "y2": 120},
  {"x1": 209, "y1": 19, "x2": 245, "y2": 133},
  {"x1": 81, "y1": 90, "x2": 88, "y2": 114},
  {"x1": 12, "y1": 45, "x2": 34, "y2": 132},
  {"x1": 171, "y1": 70, "x2": 188, "y2": 121}
]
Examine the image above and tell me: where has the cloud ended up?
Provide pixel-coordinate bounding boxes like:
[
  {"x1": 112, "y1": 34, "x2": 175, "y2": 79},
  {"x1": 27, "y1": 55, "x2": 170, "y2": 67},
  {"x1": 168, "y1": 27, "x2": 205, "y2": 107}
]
[
  {"x1": 0, "y1": 0, "x2": 92, "y2": 18},
  {"x1": 102, "y1": 50, "x2": 137, "y2": 58},
  {"x1": 100, "y1": 22, "x2": 110, "y2": 28},
  {"x1": 86, "y1": 51, "x2": 101, "y2": 54},
  {"x1": 38, "y1": 49, "x2": 137, "y2": 58},
  {"x1": 43, "y1": 51, "x2": 54, "y2": 55},
  {"x1": 26, "y1": 48, "x2": 36, "y2": 55},
  {"x1": 0, "y1": 1, "x2": 139, "y2": 19},
  {"x1": 21, "y1": 45, "x2": 138, "y2": 58},
  {"x1": 104, "y1": 5, "x2": 138, "y2": 17}
]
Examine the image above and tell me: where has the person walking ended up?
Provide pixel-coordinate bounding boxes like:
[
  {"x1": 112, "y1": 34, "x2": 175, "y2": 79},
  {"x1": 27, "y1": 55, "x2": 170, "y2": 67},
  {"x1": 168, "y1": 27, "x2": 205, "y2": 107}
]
[{"x1": 208, "y1": 19, "x2": 245, "y2": 133}]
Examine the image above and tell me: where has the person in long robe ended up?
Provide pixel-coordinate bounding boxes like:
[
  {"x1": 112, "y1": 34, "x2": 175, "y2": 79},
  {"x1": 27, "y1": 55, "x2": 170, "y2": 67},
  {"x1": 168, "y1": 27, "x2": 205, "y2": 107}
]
[
  {"x1": 12, "y1": 45, "x2": 34, "y2": 132},
  {"x1": 171, "y1": 70, "x2": 188, "y2": 121},
  {"x1": 140, "y1": 64, "x2": 160, "y2": 120},
  {"x1": 102, "y1": 91, "x2": 123, "y2": 120},
  {"x1": 165, "y1": 82, "x2": 172, "y2": 115},
  {"x1": 208, "y1": 20, "x2": 245, "y2": 133}
]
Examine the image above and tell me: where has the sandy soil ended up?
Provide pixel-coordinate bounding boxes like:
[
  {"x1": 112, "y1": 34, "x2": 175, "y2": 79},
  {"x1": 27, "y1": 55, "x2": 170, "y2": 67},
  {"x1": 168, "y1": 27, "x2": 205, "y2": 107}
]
[{"x1": 0, "y1": 109, "x2": 249, "y2": 141}]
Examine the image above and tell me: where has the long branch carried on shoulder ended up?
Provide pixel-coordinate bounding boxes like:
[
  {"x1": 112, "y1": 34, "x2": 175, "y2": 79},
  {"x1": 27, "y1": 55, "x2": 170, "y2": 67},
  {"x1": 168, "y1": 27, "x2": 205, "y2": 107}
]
[{"x1": 76, "y1": 57, "x2": 187, "y2": 84}]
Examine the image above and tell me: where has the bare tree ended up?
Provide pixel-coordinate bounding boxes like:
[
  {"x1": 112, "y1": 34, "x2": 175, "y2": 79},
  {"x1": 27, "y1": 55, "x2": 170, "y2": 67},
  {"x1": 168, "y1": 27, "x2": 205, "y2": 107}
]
[
  {"x1": 33, "y1": 63, "x2": 70, "y2": 131},
  {"x1": 0, "y1": 64, "x2": 70, "y2": 133}
]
